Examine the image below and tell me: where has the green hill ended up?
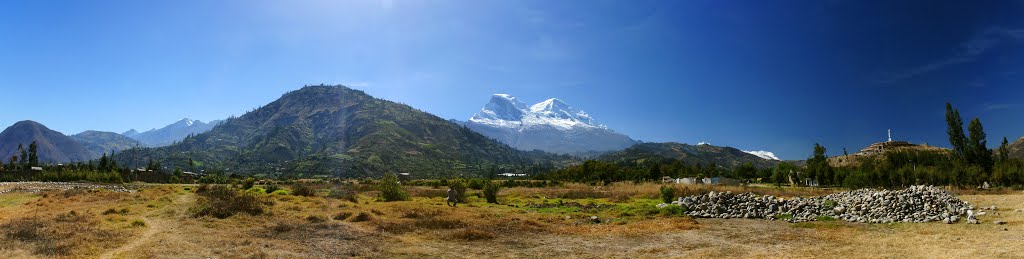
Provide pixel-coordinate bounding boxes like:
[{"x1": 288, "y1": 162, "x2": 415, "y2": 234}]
[
  {"x1": 599, "y1": 142, "x2": 779, "y2": 169},
  {"x1": 71, "y1": 130, "x2": 141, "y2": 159},
  {"x1": 115, "y1": 85, "x2": 567, "y2": 178}
]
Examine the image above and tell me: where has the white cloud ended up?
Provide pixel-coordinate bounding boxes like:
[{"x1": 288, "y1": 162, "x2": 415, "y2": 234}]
[{"x1": 879, "y1": 26, "x2": 1024, "y2": 83}]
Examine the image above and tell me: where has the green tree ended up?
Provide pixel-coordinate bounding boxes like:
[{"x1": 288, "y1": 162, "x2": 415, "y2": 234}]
[
  {"x1": 945, "y1": 103, "x2": 967, "y2": 160},
  {"x1": 735, "y1": 162, "x2": 757, "y2": 180},
  {"x1": 376, "y1": 172, "x2": 409, "y2": 202},
  {"x1": 98, "y1": 153, "x2": 109, "y2": 172},
  {"x1": 27, "y1": 141, "x2": 38, "y2": 167},
  {"x1": 997, "y1": 137, "x2": 1010, "y2": 164},
  {"x1": 805, "y1": 143, "x2": 831, "y2": 185},
  {"x1": 18, "y1": 144, "x2": 27, "y2": 167},
  {"x1": 966, "y1": 118, "x2": 991, "y2": 173}
]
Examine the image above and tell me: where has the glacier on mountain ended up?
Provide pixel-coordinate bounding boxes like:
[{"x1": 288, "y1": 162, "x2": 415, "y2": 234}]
[
  {"x1": 742, "y1": 150, "x2": 780, "y2": 161},
  {"x1": 465, "y1": 94, "x2": 637, "y2": 154}
]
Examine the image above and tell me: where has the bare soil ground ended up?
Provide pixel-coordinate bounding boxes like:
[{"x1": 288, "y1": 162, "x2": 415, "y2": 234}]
[{"x1": 0, "y1": 182, "x2": 1020, "y2": 258}]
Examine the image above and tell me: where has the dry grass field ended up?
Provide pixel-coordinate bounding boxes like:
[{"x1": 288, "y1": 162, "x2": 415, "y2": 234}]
[{"x1": 0, "y1": 182, "x2": 1021, "y2": 258}]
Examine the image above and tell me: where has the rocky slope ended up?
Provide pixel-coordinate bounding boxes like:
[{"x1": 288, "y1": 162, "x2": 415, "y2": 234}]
[
  {"x1": 465, "y1": 94, "x2": 638, "y2": 154},
  {"x1": 1009, "y1": 136, "x2": 1024, "y2": 159},
  {"x1": 828, "y1": 140, "x2": 949, "y2": 167}
]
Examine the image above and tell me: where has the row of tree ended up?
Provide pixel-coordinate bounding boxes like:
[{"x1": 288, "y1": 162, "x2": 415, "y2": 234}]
[
  {"x1": 779, "y1": 103, "x2": 1024, "y2": 188},
  {"x1": 4, "y1": 142, "x2": 39, "y2": 170}
]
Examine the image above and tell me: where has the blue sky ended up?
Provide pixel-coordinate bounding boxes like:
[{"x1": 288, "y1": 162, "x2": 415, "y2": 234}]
[{"x1": 1, "y1": 0, "x2": 1023, "y2": 160}]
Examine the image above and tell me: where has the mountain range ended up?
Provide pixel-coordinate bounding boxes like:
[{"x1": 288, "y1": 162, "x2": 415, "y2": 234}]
[
  {"x1": 599, "y1": 142, "x2": 780, "y2": 169},
  {"x1": 464, "y1": 94, "x2": 638, "y2": 155},
  {"x1": 71, "y1": 130, "x2": 142, "y2": 158},
  {"x1": 123, "y1": 118, "x2": 221, "y2": 147},
  {"x1": 114, "y1": 85, "x2": 567, "y2": 178},
  {"x1": 0, "y1": 120, "x2": 94, "y2": 163},
  {"x1": 0, "y1": 86, "x2": 825, "y2": 176}
]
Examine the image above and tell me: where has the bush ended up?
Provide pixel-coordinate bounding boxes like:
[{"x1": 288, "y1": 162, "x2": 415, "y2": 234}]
[
  {"x1": 482, "y1": 180, "x2": 500, "y2": 204},
  {"x1": 333, "y1": 212, "x2": 354, "y2": 221},
  {"x1": 102, "y1": 208, "x2": 129, "y2": 215},
  {"x1": 264, "y1": 184, "x2": 281, "y2": 194},
  {"x1": 241, "y1": 178, "x2": 256, "y2": 190},
  {"x1": 327, "y1": 188, "x2": 358, "y2": 202},
  {"x1": 449, "y1": 178, "x2": 467, "y2": 202},
  {"x1": 349, "y1": 212, "x2": 374, "y2": 222},
  {"x1": 291, "y1": 184, "x2": 317, "y2": 197},
  {"x1": 305, "y1": 215, "x2": 327, "y2": 223},
  {"x1": 190, "y1": 185, "x2": 269, "y2": 219},
  {"x1": 449, "y1": 229, "x2": 496, "y2": 241},
  {"x1": 376, "y1": 173, "x2": 409, "y2": 202},
  {"x1": 468, "y1": 178, "x2": 485, "y2": 190},
  {"x1": 131, "y1": 220, "x2": 146, "y2": 227},
  {"x1": 659, "y1": 185, "x2": 677, "y2": 204}
]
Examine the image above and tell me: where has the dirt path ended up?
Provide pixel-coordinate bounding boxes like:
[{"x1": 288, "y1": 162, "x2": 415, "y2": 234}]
[{"x1": 99, "y1": 192, "x2": 192, "y2": 259}]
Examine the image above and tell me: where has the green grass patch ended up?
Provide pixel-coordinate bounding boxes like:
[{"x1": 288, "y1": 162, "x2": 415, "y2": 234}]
[
  {"x1": 0, "y1": 193, "x2": 38, "y2": 208},
  {"x1": 773, "y1": 213, "x2": 793, "y2": 220}
]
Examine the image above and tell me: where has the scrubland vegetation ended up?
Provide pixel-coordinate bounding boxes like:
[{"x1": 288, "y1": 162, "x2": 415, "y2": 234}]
[{"x1": 1, "y1": 180, "x2": 1021, "y2": 258}]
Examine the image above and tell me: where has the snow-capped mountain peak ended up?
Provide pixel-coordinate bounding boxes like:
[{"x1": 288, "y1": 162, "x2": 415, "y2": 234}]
[
  {"x1": 464, "y1": 93, "x2": 638, "y2": 154},
  {"x1": 742, "y1": 150, "x2": 780, "y2": 161},
  {"x1": 470, "y1": 94, "x2": 603, "y2": 130}
]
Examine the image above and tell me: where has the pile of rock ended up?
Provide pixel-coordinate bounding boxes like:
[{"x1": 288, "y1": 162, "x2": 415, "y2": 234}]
[
  {"x1": 0, "y1": 182, "x2": 133, "y2": 194},
  {"x1": 670, "y1": 185, "x2": 973, "y2": 223}
]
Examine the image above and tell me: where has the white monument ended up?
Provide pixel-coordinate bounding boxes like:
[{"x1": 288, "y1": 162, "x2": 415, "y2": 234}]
[{"x1": 887, "y1": 129, "x2": 892, "y2": 142}]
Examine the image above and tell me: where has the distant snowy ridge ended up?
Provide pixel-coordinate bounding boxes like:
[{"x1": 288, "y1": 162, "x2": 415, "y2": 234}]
[
  {"x1": 465, "y1": 94, "x2": 637, "y2": 154},
  {"x1": 469, "y1": 94, "x2": 605, "y2": 131},
  {"x1": 742, "y1": 150, "x2": 780, "y2": 161}
]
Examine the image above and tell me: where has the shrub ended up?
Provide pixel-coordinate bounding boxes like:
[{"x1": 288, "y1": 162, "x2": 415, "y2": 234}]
[
  {"x1": 102, "y1": 208, "x2": 129, "y2": 215},
  {"x1": 291, "y1": 184, "x2": 317, "y2": 197},
  {"x1": 333, "y1": 212, "x2": 354, "y2": 221},
  {"x1": 349, "y1": 212, "x2": 373, "y2": 222},
  {"x1": 246, "y1": 187, "x2": 266, "y2": 194},
  {"x1": 414, "y1": 218, "x2": 466, "y2": 229},
  {"x1": 131, "y1": 220, "x2": 146, "y2": 227},
  {"x1": 305, "y1": 215, "x2": 327, "y2": 223},
  {"x1": 241, "y1": 178, "x2": 256, "y2": 190},
  {"x1": 196, "y1": 184, "x2": 210, "y2": 194},
  {"x1": 449, "y1": 178, "x2": 467, "y2": 202},
  {"x1": 376, "y1": 173, "x2": 409, "y2": 202},
  {"x1": 190, "y1": 185, "x2": 269, "y2": 219},
  {"x1": 264, "y1": 184, "x2": 281, "y2": 194},
  {"x1": 482, "y1": 180, "x2": 500, "y2": 204},
  {"x1": 467, "y1": 178, "x2": 485, "y2": 190},
  {"x1": 327, "y1": 188, "x2": 358, "y2": 202},
  {"x1": 659, "y1": 185, "x2": 677, "y2": 204},
  {"x1": 449, "y1": 229, "x2": 496, "y2": 241}
]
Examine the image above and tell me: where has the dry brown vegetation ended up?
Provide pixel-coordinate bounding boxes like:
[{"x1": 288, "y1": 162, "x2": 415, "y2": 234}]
[{"x1": 0, "y1": 182, "x2": 1021, "y2": 258}]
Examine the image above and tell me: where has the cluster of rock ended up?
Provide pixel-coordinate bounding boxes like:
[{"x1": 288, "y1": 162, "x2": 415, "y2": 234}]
[
  {"x1": 0, "y1": 182, "x2": 132, "y2": 195},
  {"x1": 667, "y1": 185, "x2": 973, "y2": 223}
]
